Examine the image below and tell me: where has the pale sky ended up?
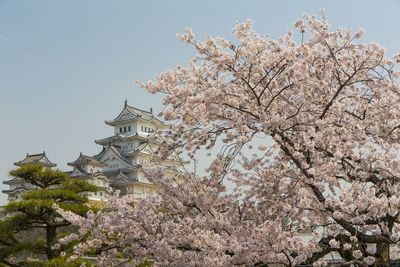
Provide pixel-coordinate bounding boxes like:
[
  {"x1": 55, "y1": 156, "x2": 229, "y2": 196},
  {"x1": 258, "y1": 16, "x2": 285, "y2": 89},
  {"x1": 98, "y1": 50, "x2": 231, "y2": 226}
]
[{"x1": 2, "y1": 0, "x2": 400, "y2": 204}]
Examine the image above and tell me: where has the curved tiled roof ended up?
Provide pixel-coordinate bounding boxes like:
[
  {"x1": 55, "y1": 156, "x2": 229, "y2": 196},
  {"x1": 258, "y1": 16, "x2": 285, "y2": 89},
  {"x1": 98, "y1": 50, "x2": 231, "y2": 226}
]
[
  {"x1": 2, "y1": 186, "x2": 30, "y2": 194},
  {"x1": 94, "y1": 144, "x2": 139, "y2": 168},
  {"x1": 3, "y1": 177, "x2": 24, "y2": 185},
  {"x1": 104, "y1": 101, "x2": 164, "y2": 126},
  {"x1": 109, "y1": 171, "x2": 133, "y2": 185},
  {"x1": 95, "y1": 133, "x2": 148, "y2": 145},
  {"x1": 14, "y1": 152, "x2": 56, "y2": 167},
  {"x1": 68, "y1": 153, "x2": 105, "y2": 167}
]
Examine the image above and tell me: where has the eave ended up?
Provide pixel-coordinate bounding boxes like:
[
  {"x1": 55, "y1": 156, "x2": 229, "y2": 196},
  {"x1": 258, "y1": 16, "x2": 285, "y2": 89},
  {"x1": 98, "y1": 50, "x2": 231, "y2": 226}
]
[
  {"x1": 3, "y1": 177, "x2": 24, "y2": 185},
  {"x1": 2, "y1": 187, "x2": 29, "y2": 194},
  {"x1": 103, "y1": 166, "x2": 140, "y2": 174},
  {"x1": 14, "y1": 161, "x2": 56, "y2": 167},
  {"x1": 14, "y1": 152, "x2": 57, "y2": 167},
  {"x1": 95, "y1": 133, "x2": 148, "y2": 145}
]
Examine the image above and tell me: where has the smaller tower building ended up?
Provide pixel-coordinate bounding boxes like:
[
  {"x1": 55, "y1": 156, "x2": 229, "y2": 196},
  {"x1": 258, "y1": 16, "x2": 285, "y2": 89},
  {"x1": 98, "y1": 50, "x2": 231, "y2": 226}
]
[
  {"x1": 67, "y1": 153, "x2": 110, "y2": 201},
  {"x1": 2, "y1": 152, "x2": 56, "y2": 201}
]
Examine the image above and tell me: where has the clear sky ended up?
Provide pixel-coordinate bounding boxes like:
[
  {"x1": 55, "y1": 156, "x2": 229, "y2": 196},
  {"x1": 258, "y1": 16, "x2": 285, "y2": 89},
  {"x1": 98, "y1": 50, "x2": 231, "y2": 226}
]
[{"x1": 1, "y1": 0, "x2": 400, "y2": 204}]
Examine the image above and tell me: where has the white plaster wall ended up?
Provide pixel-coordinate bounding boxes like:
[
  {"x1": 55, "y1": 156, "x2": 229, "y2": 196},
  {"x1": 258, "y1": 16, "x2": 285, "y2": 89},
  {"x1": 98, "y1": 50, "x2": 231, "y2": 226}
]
[
  {"x1": 113, "y1": 122, "x2": 138, "y2": 136},
  {"x1": 138, "y1": 121, "x2": 157, "y2": 134},
  {"x1": 81, "y1": 164, "x2": 102, "y2": 174},
  {"x1": 103, "y1": 159, "x2": 121, "y2": 171}
]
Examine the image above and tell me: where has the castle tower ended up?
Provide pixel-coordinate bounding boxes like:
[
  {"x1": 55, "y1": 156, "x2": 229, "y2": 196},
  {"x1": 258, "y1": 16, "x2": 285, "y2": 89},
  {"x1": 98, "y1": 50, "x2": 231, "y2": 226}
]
[
  {"x1": 71, "y1": 100, "x2": 181, "y2": 197},
  {"x1": 2, "y1": 152, "x2": 56, "y2": 201},
  {"x1": 67, "y1": 153, "x2": 110, "y2": 201},
  {"x1": 2, "y1": 101, "x2": 182, "y2": 202}
]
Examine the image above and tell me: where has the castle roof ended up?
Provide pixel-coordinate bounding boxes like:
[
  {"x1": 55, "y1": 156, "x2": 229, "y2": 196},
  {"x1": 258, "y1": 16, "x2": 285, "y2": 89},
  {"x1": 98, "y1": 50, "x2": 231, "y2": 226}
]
[
  {"x1": 14, "y1": 152, "x2": 56, "y2": 167},
  {"x1": 104, "y1": 100, "x2": 164, "y2": 126},
  {"x1": 94, "y1": 144, "x2": 139, "y2": 168},
  {"x1": 108, "y1": 171, "x2": 133, "y2": 185},
  {"x1": 3, "y1": 177, "x2": 24, "y2": 185},
  {"x1": 95, "y1": 132, "x2": 148, "y2": 145},
  {"x1": 69, "y1": 166, "x2": 109, "y2": 181},
  {"x1": 2, "y1": 186, "x2": 29, "y2": 194},
  {"x1": 68, "y1": 153, "x2": 105, "y2": 167}
]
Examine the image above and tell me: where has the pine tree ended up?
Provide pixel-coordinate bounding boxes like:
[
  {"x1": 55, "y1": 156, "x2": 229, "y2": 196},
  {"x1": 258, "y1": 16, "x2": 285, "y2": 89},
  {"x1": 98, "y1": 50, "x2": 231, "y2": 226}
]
[{"x1": 0, "y1": 164, "x2": 97, "y2": 267}]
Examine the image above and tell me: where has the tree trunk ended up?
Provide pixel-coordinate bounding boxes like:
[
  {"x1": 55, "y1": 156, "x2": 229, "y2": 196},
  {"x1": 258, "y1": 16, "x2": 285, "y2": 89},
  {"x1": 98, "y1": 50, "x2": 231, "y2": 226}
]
[
  {"x1": 374, "y1": 243, "x2": 390, "y2": 266},
  {"x1": 45, "y1": 225, "x2": 57, "y2": 259}
]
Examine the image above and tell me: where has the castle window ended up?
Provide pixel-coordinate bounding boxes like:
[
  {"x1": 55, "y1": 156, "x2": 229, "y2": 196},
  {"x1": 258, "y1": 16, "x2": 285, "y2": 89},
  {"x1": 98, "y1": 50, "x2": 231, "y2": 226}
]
[
  {"x1": 119, "y1": 127, "x2": 122, "y2": 133},
  {"x1": 128, "y1": 126, "x2": 131, "y2": 131},
  {"x1": 140, "y1": 126, "x2": 153, "y2": 133},
  {"x1": 124, "y1": 127, "x2": 127, "y2": 132}
]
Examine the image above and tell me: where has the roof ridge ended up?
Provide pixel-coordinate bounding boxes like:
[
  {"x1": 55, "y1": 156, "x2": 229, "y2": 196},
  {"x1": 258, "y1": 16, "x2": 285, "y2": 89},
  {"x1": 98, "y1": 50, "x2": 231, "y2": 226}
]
[
  {"x1": 26, "y1": 152, "x2": 45, "y2": 157},
  {"x1": 81, "y1": 154, "x2": 98, "y2": 160},
  {"x1": 68, "y1": 152, "x2": 104, "y2": 167},
  {"x1": 127, "y1": 104, "x2": 152, "y2": 115},
  {"x1": 109, "y1": 145, "x2": 132, "y2": 165},
  {"x1": 96, "y1": 145, "x2": 135, "y2": 167}
]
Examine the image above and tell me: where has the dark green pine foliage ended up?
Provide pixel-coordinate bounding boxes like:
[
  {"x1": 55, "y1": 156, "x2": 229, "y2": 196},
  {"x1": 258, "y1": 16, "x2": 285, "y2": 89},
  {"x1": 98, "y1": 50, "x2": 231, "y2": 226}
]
[{"x1": 0, "y1": 164, "x2": 98, "y2": 267}]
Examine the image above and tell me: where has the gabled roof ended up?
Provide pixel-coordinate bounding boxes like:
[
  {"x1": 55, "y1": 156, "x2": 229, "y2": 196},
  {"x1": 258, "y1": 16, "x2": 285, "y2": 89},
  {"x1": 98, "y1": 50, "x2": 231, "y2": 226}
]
[
  {"x1": 105, "y1": 100, "x2": 164, "y2": 126},
  {"x1": 69, "y1": 166, "x2": 89, "y2": 177},
  {"x1": 68, "y1": 153, "x2": 105, "y2": 167},
  {"x1": 95, "y1": 144, "x2": 138, "y2": 168},
  {"x1": 69, "y1": 166, "x2": 109, "y2": 181},
  {"x1": 14, "y1": 152, "x2": 57, "y2": 167},
  {"x1": 94, "y1": 147, "x2": 106, "y2": 161},
  {"x1": 109, "y1": 171, "x2": 133, "y2": 185},
  {"x1": 3, "y1": 177, "x2": 24, "y2": 185},
  {"x1": 124, "y1": 142, "x2": 152, "y2": 156}
]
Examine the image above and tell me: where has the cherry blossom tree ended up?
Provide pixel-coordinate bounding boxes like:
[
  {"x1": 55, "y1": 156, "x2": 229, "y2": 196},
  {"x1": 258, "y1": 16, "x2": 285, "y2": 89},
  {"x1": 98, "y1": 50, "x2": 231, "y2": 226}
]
[{"x1": 58, "y1": 13, "x2": 400, "y2": 266}]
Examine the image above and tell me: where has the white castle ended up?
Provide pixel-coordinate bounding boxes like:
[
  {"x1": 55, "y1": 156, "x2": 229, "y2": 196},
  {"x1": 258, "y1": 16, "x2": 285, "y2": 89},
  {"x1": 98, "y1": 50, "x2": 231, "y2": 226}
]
[{"x1": 3, "y1": 101, "x2": 180, "y2": 202}]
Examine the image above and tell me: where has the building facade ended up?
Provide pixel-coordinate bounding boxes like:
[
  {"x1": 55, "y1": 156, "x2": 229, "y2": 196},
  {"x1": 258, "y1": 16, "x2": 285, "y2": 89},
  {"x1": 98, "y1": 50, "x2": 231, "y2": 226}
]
[{"x1": 3, "y1": 101, "x2": 180, "y2": 202}]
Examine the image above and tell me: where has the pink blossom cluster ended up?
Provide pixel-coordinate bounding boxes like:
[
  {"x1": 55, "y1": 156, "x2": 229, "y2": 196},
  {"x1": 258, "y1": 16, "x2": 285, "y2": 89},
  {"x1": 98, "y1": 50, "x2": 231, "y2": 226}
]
[
  {"x1": 59, "y1": 13, "x2": 400, "y2": 265},
  {"x1": 56, "y1": 170, "x2": 318, "y2": 266}
]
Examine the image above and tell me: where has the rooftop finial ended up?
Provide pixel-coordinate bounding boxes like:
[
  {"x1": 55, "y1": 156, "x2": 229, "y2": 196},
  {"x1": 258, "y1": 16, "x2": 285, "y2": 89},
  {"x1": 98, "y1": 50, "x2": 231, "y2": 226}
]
[{"x1": 124, "y1": 99, "x2": 128, "y2": 107}]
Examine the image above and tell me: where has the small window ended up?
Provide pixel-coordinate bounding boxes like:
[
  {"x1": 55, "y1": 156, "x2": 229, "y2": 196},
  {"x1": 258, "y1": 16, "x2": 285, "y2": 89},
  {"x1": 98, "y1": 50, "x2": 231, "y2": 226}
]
[
  {"x1": 100, "y1": 192, "x2": 103, "y2": 197},
  {"x1": 119, "y1": 127, "x2": 122, "y2": 133},
  {"x1": 124, "y1": 127, "x2": 127, "y2": 132},
  {"x1": 128, "y1": 126, "x2": 131, "y2": 131}
]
